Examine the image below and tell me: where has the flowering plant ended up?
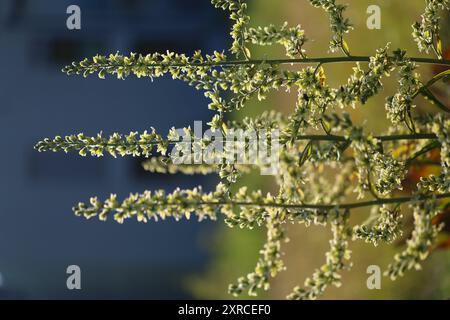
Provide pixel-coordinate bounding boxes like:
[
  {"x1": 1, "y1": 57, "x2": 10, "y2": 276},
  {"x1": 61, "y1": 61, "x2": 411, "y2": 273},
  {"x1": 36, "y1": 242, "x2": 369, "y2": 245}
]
[{"x1": 35, "y1": 0, "x2": 450, "y2": 299}]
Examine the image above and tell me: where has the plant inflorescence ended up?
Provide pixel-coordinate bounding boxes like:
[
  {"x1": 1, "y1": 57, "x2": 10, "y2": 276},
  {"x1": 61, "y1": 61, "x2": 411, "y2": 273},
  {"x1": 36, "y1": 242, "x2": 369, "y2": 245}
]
[{"x1": 35, "y1": 0, "x2": 450, "y2": 299}]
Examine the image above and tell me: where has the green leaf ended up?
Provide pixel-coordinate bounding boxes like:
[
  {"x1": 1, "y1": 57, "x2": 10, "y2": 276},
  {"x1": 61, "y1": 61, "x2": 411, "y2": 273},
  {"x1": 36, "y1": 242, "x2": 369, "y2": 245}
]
[
  {"x1": 404, "y1": 108, "x2": 416, "y2": 133},
  {"x1": 298, "y1": 141, "x2": 313, "y2": 167},
  {"x1": 98, "y1": 69, "x2": 106, "y2": 79},
  {"x1": 320, "y1": 118, "x2": 332, "y2": 135},
  {"x1": 436, "y1": 34, "x2": 443, "y2": 58},
  {"x1": 341, "y1": 39, "x2": 351, "y2": 56},
  {"x1": 243, "y1": 46, "x2": 251, "y2": 60}
]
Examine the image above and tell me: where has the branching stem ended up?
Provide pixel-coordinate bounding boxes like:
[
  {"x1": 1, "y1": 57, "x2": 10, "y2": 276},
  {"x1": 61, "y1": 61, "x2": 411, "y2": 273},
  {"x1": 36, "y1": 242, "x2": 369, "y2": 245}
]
[
  {"x1": 151, "y1": 193, "x2": 450, "y2": 211},
  {"x1": 105, "y1": 56, "x2": 450, "y2": 68},
  {"x1": 52, "y1": 133, "x2": 438, "y2": 149}
]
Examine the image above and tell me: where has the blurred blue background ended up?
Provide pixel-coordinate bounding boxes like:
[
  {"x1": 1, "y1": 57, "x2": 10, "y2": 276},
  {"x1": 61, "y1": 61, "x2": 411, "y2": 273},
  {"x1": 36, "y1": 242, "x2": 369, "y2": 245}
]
[{"x1": 0, "y1": 0, "x2": 228, "y2": 299}]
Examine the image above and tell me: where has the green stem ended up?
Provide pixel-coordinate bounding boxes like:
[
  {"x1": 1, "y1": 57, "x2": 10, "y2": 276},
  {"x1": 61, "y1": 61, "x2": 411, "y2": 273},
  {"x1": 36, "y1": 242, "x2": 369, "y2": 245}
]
[
  {"x1": 406, "y1": 140, "x2": 441, "y2": 165},
  {"x1": 231, "y1": 56, "x2": 450, "y2": 66},
  {"x1": 42, "y1": 133, "x2": 438, "y2": 149},
  {"x1": 285, "y1": 133, "x2": 437, "y2": 142},
  {"x1": 418, "y1": 87, "x2": 450, "y2": 113},
  {"x1": 80, "y1": 56, "x2": 450, "y2": 71},
  {"x1": 163, "y1": 193, "x2": 450, "y2": 211},
  {"x1": 185, "y1": 56, "x2": 450, "y2": 67},
  {"x1": 420, "y1": 69, "x2": 450, "y2": 90}
]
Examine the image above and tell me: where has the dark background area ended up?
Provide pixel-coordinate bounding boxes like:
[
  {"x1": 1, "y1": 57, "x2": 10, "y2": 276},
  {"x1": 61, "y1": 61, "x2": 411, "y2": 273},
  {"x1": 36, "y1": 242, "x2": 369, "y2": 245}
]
[{"x1": 0, "y1": 0, "x2": 228, "y2": 299}]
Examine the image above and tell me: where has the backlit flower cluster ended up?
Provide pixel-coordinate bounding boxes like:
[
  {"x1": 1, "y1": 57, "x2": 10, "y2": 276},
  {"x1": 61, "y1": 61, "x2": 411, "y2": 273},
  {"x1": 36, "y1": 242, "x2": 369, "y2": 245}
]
[
  {"x1": 412, "y1": 0, "x2": 449, "y2": 56},
  {"x1": 309, "y1": 0, "x2": 352, "y2": 54},
  {"x1": 35, "y1": 0, "x2": 450, "y2": 300}
]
